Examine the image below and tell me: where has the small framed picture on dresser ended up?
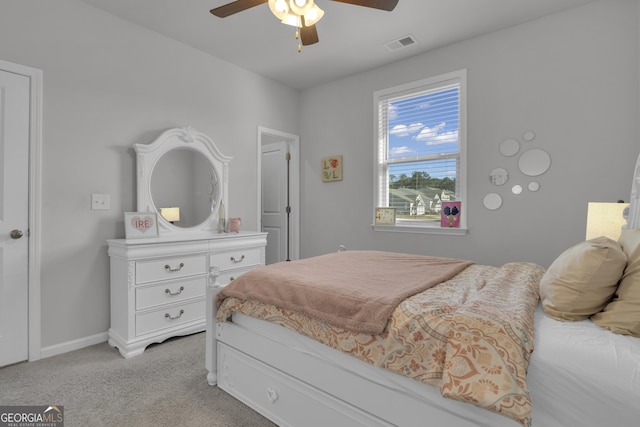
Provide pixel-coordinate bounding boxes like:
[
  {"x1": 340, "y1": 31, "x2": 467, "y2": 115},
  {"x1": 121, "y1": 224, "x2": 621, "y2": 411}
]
[{"x1": 124, "y1": 212, "x2": 159, "y2": 239}]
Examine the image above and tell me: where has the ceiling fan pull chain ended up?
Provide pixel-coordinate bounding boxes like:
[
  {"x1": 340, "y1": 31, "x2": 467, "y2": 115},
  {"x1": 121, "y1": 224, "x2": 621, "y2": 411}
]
[{"x1": 296, "y1": 26, "x2": 302, "y2": 53}]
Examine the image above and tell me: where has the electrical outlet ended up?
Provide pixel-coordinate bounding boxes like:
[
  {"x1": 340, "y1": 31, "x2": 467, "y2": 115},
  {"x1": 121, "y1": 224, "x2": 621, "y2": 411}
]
[{"x1": 91, "y1": 194, "x2": 110, "y2": 210}]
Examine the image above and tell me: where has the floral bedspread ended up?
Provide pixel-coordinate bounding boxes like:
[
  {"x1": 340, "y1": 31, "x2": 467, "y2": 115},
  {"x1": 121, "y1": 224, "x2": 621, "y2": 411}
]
[{"x1": 217, "y1": 262, "x2": 544, "y2": 426}]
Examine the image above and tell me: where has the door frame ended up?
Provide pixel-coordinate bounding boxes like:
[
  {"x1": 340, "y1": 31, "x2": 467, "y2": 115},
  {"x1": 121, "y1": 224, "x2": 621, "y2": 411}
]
[
  {"x1": 0, "y1": 59, "x2": 43, "y2": 362},
  {"x1": 257, "y1": 126, "x2": 300, "y2": 261}
]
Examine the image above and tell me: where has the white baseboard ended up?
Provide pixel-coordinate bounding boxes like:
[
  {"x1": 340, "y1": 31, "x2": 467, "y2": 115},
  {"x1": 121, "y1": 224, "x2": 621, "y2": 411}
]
[{"x1": 39, "y1": 331, "x2": 108, "y2": 359}]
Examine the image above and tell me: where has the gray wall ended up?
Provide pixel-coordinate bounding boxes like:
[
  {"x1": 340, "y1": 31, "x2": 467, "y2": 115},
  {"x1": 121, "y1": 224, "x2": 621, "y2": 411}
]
[
  {"x1": 298, "y1": 0, "x2": 639, "y2": 269},
  {"x1": 0, "y1": 0, "x2": 300, "y2": 349}
]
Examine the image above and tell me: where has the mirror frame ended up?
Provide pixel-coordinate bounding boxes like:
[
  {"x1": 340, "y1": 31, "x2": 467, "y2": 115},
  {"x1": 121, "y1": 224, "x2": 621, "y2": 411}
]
[{"x1": 134, "y1": 126, "x2": 231, "y2": 235}]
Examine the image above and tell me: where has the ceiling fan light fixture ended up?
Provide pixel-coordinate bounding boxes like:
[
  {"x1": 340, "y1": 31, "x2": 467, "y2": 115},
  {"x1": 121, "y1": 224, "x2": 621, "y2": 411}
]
[
  {"x1": 288, "y1": 0, "x2": 314, "y2": 16},
  {"x1": 213, "y1": 0, "x2": 400, "y2": 52},
  {"x1": 281, "y1": 14, "x2": 302, "y2": 27},
  {"x1": 303, "y1": 4, "x2": 324, "y2": 27},
  {"x1": 268, "y1": 0, "x2": 290, "y2": 20}
]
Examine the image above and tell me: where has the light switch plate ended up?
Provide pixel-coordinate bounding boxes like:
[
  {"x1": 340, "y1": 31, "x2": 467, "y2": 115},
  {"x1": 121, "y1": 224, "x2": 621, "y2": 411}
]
[{"x1": 91, "y1": 194, "x2": 110, "y2": 210}]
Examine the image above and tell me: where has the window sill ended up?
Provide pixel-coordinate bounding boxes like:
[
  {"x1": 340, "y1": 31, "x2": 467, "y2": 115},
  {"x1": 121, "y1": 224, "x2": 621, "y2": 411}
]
[{"x1": 371, "y1": 224, "x2": 468, "y2": 235}]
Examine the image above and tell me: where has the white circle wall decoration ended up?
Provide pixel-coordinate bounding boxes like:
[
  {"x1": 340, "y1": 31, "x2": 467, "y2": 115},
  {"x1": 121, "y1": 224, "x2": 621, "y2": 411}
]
[
  {"x1": 483, "y1": 193, "x2": 503, "y2": 210},
  {"x1": 518, "y1": 149, "x2": 551, "y2": 176},
  {"x1": 523, "y1": 131, "x2": 536, "y2": 142},
  {"x1": 528, "y1": 181, "x2": 540, "y2": 192},
  {"x1": 499, "y1": 139, "x2": 520, "y2": 157},
  {"x1": 512, "y1": 185, "x2": 523, "y2": 195},
  {"x1": 489, "y1": 168, "x2": 509, "y2": 185}
]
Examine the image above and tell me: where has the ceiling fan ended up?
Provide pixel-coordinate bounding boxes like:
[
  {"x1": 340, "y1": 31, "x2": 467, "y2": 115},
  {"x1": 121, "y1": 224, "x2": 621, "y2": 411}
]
[{"x1": 210, "y1": 0, "x2": 399, "y2": 51}]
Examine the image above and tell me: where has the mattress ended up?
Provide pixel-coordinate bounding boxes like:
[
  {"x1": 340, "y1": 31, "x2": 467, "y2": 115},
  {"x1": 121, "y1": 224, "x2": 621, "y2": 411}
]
[{"x1": 527, "y1": 305, "x2": 640, "y2": 426}]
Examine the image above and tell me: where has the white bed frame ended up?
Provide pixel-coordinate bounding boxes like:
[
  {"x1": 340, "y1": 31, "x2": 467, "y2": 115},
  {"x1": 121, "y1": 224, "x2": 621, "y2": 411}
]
[
  {"x1": 205, "y1": 303, "x2": 518, "y2": 427},
  {"x1": 205, "y1": 155, "x2": 640, "y2": 427}
]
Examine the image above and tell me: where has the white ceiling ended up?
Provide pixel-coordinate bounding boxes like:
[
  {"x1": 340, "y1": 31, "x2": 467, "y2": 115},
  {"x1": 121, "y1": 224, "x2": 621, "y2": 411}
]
[{"x1": 78, "y1": 0, "x2": 597, "y2": 90}]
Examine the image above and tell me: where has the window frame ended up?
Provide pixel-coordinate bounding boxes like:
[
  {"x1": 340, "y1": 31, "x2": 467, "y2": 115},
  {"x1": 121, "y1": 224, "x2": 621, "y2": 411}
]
[{"x1": 372, "y1": 69, "x2": 467, "y2": 235}]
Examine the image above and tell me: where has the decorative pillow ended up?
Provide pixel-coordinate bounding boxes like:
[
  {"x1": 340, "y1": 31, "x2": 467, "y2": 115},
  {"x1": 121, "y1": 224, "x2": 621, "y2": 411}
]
[
  {"x1": 592, "y1": 229, "x2": 640, "y2": 337},
  {"x1": 540, "y1": 236, "x2": 627, "y2": 321}
]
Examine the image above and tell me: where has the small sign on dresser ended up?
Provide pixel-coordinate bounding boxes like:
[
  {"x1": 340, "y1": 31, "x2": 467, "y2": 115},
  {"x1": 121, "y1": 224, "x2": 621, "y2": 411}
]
[{"x1": 124, "y1": 212, "x2": 159, "y2": 238}]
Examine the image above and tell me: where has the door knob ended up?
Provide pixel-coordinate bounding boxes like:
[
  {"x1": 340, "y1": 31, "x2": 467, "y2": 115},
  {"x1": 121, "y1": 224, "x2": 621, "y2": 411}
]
[{"x1": 10, "y1": 229, "x2": 23, "y2": 239}]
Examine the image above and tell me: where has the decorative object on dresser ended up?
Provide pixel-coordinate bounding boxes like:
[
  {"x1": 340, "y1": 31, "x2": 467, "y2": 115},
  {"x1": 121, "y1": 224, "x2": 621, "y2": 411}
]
[
  {"x1": 229, "y1": 217, "x2": 243, "y2": 233},
  {"x1": 108, "y1": 127, "x2": 266, "y2": 358},
  {"x1": 123, "y1": 212, "x2": 158, "y2": 238}
]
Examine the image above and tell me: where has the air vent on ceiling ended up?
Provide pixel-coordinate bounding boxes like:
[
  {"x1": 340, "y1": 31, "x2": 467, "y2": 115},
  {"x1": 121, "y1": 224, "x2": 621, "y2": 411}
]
[{"x1": 384, "y1": 35, "x2": 418, "y2": 52}]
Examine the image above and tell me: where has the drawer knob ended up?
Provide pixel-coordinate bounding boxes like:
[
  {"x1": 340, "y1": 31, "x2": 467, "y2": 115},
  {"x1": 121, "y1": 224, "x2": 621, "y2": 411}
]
[
  {"x1": 164, "y1": 262, "x2": 184, "y2": 272},
  {"x1": 165, "y1": 309, "x2": 184, "y2": 320},
  {"x1": 266, "y1": 387, "x2": 279, "y2": 404},
  {"x1": 165, "y1": 286, "x2": 185, "y2": 296},
  {"x1": 230, "y1": 255, "x2": 245, "y2": 264}
]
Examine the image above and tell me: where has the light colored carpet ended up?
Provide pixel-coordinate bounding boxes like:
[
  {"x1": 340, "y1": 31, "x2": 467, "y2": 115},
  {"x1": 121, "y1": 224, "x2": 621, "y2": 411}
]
[{"x1": 0, "y1": 332, "x2": 276, "y2": 427}]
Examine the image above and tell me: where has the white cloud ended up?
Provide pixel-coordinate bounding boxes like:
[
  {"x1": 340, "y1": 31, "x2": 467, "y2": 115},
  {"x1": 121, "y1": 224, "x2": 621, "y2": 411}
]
[
  {"x1": 390, "y1": 146, "x2": 414, "y2": 156},
  {"x1": 415, "y1": 122, "x2": 458, "y2": 146},
  {"x1": 390, "y1": 123, "x2": 424, "y2": 137}
]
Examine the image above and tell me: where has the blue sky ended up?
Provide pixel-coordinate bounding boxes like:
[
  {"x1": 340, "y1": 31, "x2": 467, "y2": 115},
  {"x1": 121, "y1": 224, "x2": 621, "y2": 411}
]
[{"x1": 387, "y1": 87, "x2": 459, "y2": 180}]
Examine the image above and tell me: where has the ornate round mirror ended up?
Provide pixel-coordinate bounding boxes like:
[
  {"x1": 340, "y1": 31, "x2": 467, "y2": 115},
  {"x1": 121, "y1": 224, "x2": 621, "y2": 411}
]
[
  {"x1": 135, "y1": 127, "x2": 231, "y2": 235},
  {"x1": 150, "y1": 148, "x2": 219, "y2": 228}
]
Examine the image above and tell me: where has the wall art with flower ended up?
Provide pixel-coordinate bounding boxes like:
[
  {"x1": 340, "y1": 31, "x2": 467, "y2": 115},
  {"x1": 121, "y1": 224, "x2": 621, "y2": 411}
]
[{"x1": 321, "y1": 155, "x2": 343, "y2": 182}]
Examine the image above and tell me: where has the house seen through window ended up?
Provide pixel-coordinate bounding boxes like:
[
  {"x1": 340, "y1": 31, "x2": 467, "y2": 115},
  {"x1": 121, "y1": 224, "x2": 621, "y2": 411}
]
[{"x1": 374, "y1": 70, "x2": 466, "y2": 232}]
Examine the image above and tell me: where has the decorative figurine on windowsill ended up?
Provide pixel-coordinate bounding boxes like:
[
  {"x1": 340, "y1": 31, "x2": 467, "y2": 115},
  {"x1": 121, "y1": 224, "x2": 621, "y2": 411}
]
[{"x1": 441, "y1": 202, "x2": 461, "y2": 228}]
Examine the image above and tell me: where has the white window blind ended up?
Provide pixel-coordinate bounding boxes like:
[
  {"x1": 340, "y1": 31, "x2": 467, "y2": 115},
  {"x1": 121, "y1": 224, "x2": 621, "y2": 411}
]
[{"x1": 374, "y1": 70, "x2": 466, "y2": 232}]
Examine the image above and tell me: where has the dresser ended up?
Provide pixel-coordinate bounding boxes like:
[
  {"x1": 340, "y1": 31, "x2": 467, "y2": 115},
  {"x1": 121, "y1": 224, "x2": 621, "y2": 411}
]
[{"x1": 107, "y1": 231, "x2": 266, "y2": 358}]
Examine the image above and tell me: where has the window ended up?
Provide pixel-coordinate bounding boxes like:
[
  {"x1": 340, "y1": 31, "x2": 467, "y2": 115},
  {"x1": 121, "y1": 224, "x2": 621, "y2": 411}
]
[{"x1": 374, "y1": 70, "x2": 466, "y2": 234}]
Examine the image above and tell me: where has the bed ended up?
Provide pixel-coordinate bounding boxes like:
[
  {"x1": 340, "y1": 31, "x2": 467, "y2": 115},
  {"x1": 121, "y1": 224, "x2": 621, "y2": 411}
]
[{"x1": 205, "y1": 163, "x2": 640, "y2": 427}]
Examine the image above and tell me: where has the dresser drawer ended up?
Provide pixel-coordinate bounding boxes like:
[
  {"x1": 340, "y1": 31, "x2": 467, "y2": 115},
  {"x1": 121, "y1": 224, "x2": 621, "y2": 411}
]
[
  {"x1": 136, "y1": 298, "x2": 205, "y2": 336},
  {"x1": 135, "y1": 276, "x2": 206, "y2": 310},
  {"x1": 211, "y1": 247, "x2": 262, "y2": 271},
  {"x1": 136, "y1": 254, "x2": 207, "y2": 284}
]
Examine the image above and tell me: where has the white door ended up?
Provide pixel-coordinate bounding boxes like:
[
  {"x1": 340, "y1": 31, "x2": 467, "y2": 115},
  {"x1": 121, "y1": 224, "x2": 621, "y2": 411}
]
[
  {"x1": 261, "y1": 142, "x2": 290, "y2": 265},
  {"x1": 0, "y1": 69, "x2": 30, "y2": 366}
]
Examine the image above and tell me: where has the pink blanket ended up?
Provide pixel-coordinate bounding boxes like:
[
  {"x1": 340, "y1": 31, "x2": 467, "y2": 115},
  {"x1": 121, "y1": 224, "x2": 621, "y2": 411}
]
[{"x1": 217, "y1": 250, "x2": 473, "y2": 334}]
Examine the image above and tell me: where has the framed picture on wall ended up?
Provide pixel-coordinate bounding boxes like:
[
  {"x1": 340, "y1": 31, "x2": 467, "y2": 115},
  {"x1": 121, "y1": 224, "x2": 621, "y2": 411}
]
[
  {"x1": 321, "y1": 155, "x2": 343, "y2": 182},
  {"x1": 124, "y1": 212, "x2": 159, "y2": 239}
]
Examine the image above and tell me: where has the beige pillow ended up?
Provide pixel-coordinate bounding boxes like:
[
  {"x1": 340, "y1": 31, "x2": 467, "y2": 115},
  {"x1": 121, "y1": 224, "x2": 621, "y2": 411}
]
[
  {"x1": 592, "y1": 229, "x2": 640, "y2": 337},
  {"x1": 540, "y1": 236, "x2": 627, "y2": 321}
]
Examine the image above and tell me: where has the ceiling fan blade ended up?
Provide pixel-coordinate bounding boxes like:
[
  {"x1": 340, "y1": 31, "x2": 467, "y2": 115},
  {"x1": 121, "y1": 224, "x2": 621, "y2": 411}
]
[
  {"x1": 300, "y1": 23, "x2": 319, "y2": 46},
  {"x1": 330, "y1": 0, "x2": 399, "y2": 11},
  {"x1": 210, "y1": 0, "x2": 268, "y2": 18}
]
